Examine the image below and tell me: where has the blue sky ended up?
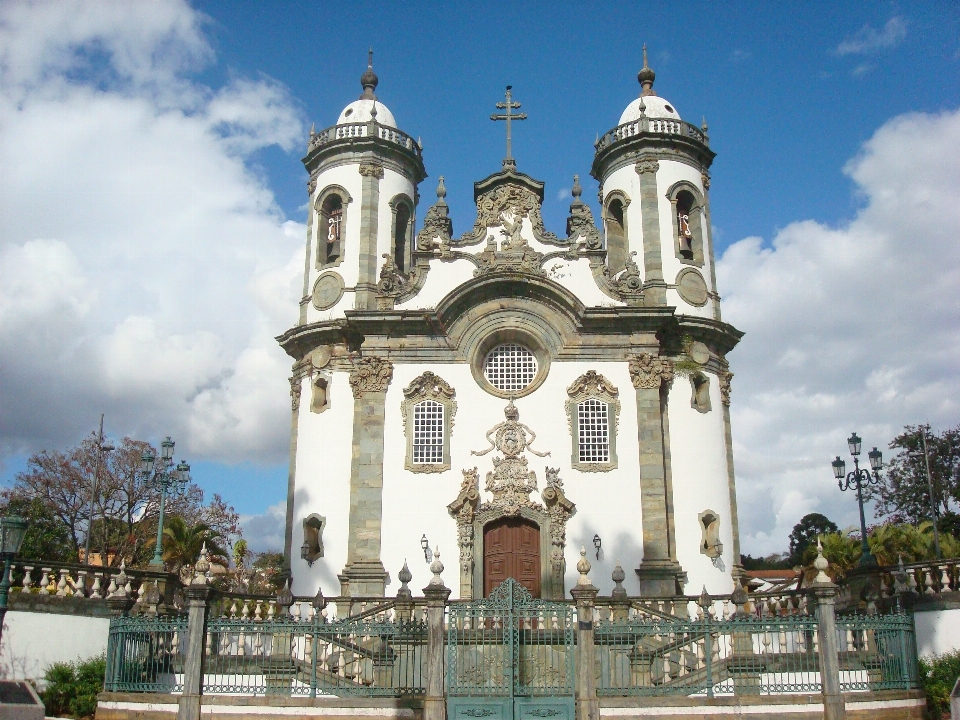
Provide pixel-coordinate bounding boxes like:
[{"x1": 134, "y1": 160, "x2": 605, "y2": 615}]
[{"x1": 1, "y1": 1, "x2": 959, "y2": 556}]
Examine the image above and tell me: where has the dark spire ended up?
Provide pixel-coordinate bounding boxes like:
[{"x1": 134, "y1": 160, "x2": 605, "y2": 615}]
[
  {"x1": 360, "y1": 48, "x2": 378, "y2": 100},
  {"x1": 638, "y1": 44, "x2": 656, "y2": 97}
]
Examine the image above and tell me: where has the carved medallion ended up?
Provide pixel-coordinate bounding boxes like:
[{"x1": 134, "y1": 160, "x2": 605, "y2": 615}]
[
  {"x1": 676, "y1": 268, "x2": 708, "y2": 306},
  {"x1": 629, "y1": 353, "x2": 674, "y2": 389},
  {"x1": 312, "y1": 272, "x2": 344, "y2": 310},
  {"x1": 689, "y1": 341, "x2": 710, "y2": 365}
]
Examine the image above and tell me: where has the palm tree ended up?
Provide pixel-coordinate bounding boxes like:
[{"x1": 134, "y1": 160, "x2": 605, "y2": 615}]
[{"x1": 148, "y1": 516, "x2": 227, "y2": 572}]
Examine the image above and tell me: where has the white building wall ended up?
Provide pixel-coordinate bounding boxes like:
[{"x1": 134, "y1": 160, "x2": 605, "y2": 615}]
[
  {"x1": 665, "y1": 375, "x2": 736, "y2": 595},
  {"x1": 914, "y1": 607, "x2": 960, "y2": 657},
  {"x1": 0, "y1": 611, "x2": 109, "y2": 686}
]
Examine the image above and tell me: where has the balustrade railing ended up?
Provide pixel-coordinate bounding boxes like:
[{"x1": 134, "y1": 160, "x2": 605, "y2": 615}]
[
  {"x1": 595, "y1": 117, "x2": 706, "y2": 153},
  {"x1": 308, "y1": 122, "x2": 422, "y2": 159},
  {"x1": 868, "y1": 557, "x2": 959, "y2": 598},
  {"x1": 10, "y1": 559, "x2": 169, "y2": 607}
]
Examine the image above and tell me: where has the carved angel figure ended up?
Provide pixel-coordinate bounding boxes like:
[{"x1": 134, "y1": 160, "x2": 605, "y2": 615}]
[{"x1": 499, "y1": 210, "x2": 525, "y2": 250}]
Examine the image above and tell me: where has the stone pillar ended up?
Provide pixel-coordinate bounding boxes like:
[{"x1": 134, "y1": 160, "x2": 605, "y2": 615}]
[
  {"x1": 629, "y1": 353, "x2": 685, "y2": 595},
  {"x1": 570, "y1": 549, "x2": 599, "y2": 720},
  {"x1": 718, "y1": 369, "x2": 743, "y2": 580},
  {"x1": 283, "y1": 362, "x2": 308, "y2": 582},
  {"x1": 811, "y1": 543, "x2": 846, "y2": 720},
  {"x1": 341, "y1": 356, "x2": 393, "y2": 596},
  {"x1": 356, "y1": 161, "x2": 384, "y2": 310},
  {"x1": 635, "y1": 158, "x2": 666, "y2": 306},
  {"x1": 178, "y1": 553, "x2": 214, "y2": 720},
  {"x1": 423, "y1": 549, "x2": 451, "y2": 720}
]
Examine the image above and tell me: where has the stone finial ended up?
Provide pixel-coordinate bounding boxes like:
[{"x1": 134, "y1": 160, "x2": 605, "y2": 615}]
[
  {"x1": 638, "y1": 44, "x2": 656, "y2": 97},
  {"x1": 611, "y1": 562, "x2": 627, "y2": 599},
  {"x1": 360, "y1": 48, "x2": 378, "y2": 100},
  {"x1": 312, "y1": 586, "x2": 327, "y2": 612},
  {"x1": 192, "y1": 542, "x2": 210, "y2": 586},
  {"x1": 576, "y1": 546, "x2": 592, "y2": 586},
  {"x1": 731, "y1": 582, "x2": 749, "y2": 615},
  {"x1": 504, "y1": 401, "x2": 519, "y2": 421},
  {"x1": 813, "y1": 537, "x2": 832, "y2": 584},
  {"x1": 309, "y1": 123, "x2": 315, "y2": 139},
  {"x1": 276, "y1": 578, "x2": 294, "y2": 614},
  {"x1": 571, "y1": 175, "x2": 582, "y2": 201},
  {"x1": 436, "y1": 176, "x2": 447, "y2": 200},
  {"x1": 112, "y1": 561, "x2": 129, "y2": 598},
  {"x1": 397, "y1": 560, "x2": 413, "y2": 599},
  {"x1": 428, "y1": 547, "x2": 445, "y2": 586},
  {"x1": 698, "y1": 585, "x2": 712, "y2": 610}
]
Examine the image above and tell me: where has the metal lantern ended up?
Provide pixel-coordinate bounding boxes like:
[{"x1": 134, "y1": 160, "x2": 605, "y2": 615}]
[
  {"x1": 868, "y1": 447, "x2": 882, "y2": 472},
  {"x1": 176, "y1": 461, "x2": 191, "y2": 483},
  {"x1": 0, "y1": 516, "x2": 28, "y2": 557},
  {"x1": 847, "y1": 432, "x2": 862, "y2": 457},
  {"x1": 140, "y1": 450, "x2": 156, "y2": 475},
  {"x1": 832, "y1": 456, "x2": 846, "y2": 480},
  {"x1": 161, "y1": 436, "x2": 175, "y2": 461}
]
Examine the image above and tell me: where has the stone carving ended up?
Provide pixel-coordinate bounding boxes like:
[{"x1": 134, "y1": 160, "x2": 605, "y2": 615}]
[
  {"x1": 635, "y1": 158, "x2": 660, "y2": 175},
  {"x1": 307, "y1": 176, "x2": 317, "y2": 196},
  {"x1": 499, "y1": 211, "x2": 525, "y2": 250},
  {"x1": 566, "y1": 176, "x2": 602, "y2": 250},
  {"x1": 416, "y1": 177, "x2": 453, "y2": 250},
  {"x1": 457, "y1": 182, "x2": 561, "y2": 246},
  {"x1": 567, "y1": 369, "x2": 618, "y2": 400},
  {"x1": 403, "y1": 371, "x2": 455, "y2": 403},
  {"x1": 628, "y1": 353, "x2": 674, "y2": 390},
  {"x1": 447, "y1": 469, "x2": 481, "y2": 581},
  {"x1": 701, "y1": 172, "x2": 711, "y2": 190},
  {"x1": 718, "y1": 370, "x2": 733, "y2": 406},
  {"x1": 474, "y1": 243, "x2": 546, "y2": 277},
  {"x1": 542, "y1": 468, "x2": 575, "y2": 576},
  {"x1": 290, "y1": 374, "x2": 303, "y2": 413},
  {"x1": 374, "y1": 253, "x2": 422, "y2": 309},
  {"x1": 358, "y1": 163, "x2": 384, "y2": 178},
  {"x1": 348, "y1": 356, "x2": 393, "y2": 398},
  {"x1": 566, "y1": 371, "x2": 621, "y2": 472},
  {"x1": 472, "y1": 401, "x2": 550, "y2": 460}
]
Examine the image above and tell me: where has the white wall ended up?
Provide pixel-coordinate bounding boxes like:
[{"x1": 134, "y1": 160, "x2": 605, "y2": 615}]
[
  {"x1": 914, "y1": 607, "x2": 960, "y2": 657},
  {"x1": 0, "y1": 611, "x2": 109, "y2": 686}
]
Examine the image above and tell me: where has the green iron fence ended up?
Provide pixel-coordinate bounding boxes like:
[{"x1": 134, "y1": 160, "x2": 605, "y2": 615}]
[
  {"x1": 837, "y1": 612, "x2": 918, "y2": 692},
  {"x1": 105, "y1": 615, "x2": 188, "y2": 693},
  {"x1": 447, "y1": 579, "x2": 575, "y2": 698}
]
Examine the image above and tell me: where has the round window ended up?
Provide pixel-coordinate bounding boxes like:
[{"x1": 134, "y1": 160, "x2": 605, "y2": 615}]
[
  {"x1": 344, "y1": 108, "x2": 353, "y2": 117},
  {"x1": 483, "y1": 343, "x2": 538, "y2": 393},
  {"x1": 664, "y1": 104, "x2": 674, "y2": 113}
]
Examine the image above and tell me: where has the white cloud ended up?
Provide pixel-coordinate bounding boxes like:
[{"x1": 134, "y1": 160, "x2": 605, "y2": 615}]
[
  {"x1": 0, "y1": 0, "x2": 305, "y2": 463},
  {"x1": 718, "y1": 108, "x2": 960, "y2": 555},
  {"x1": 835, "y1": 17, "x2": 907, "y2": 56},
  {"x1": 240, "y1": 501, "x2": 286, "y2": 553}
]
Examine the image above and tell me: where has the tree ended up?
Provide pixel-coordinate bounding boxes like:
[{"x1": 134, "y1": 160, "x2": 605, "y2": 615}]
[
  {"x1": 788, "y1": 513, "x2": 839, "y2": 566},
  {"x1": 0, "y1": 496, "x2": 75, "y2": 562},
  {"x1": 864, "y1": 424, "x2": 960, "y2": 527},
  {"x1": 7, "y1": 433, "x2": 242, "y2": 567},
  {"x1": 154, "y1": 516, "x2": 228, "y2": 574}
]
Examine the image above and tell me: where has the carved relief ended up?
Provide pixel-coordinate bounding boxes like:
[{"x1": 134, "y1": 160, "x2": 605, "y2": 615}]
[
  {"x1": 358, "y1": 163, "x2": 384, "y2": 178},
  {"x1": 628, "y1": 353, "x2": 675, "y2": 390},
  {"x1": 401, "y1": 372, "x2": 457, "y2": 473},
  {"x1": 718, "y1": 370, "x2": 733, "y2": 406},
  {"x1": 450, "y1": 403, "x2": 576, "y2": 599},
  {"x1": 635, "y1": 158, "x2": 660, "y2": 175},
  {"x1": 566, "y1": 176, "x2": 602, "y2": 250},
  {"x1": 701, "y1": 172, "x2": 711, "y2": 190},
  {"x1": 307, "y1": 176, "x2": 317, "y2": 197},
  {"x1": 348, "y1": 356, "x2": 393, "y2": 398}
]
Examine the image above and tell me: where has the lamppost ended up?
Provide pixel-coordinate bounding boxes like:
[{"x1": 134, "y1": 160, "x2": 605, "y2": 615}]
[
  {"x1": 84, "y1": 413, "x2": 114, "y2": 566},
  {"x1": 140, "y1": 437, "x2": 190, "y2": 569},
  {"x1": 832, "y1": 432, "x2": 883, "y2": 567},
  {"x1": 0, "y1": 515, "x2": 29, "y2": 647}
]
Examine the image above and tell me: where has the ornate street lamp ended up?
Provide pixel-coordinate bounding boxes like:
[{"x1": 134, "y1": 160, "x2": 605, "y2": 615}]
[
  {"x1": 141, "y1": 437, "x2": 191, "y2": 569},
  {"x1": 84, "y1": 414, "x2": 114, "y2": 566},
  {"x1": 832, "y1": 432, "x2": 883, "y2": 567},
  {"x1": 0, "y1": 515, "x2": 29, "y2": 647}
]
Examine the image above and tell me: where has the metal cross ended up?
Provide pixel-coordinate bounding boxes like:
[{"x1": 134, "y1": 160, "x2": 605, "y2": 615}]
[{"x1": 490, "y1": 85, "x2": 527, "y2": 160}]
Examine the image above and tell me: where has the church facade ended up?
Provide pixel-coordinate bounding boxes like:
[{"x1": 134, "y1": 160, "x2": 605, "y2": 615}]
[{"x1": 278, "y1": 51, "x2": 744, "y2": 602}]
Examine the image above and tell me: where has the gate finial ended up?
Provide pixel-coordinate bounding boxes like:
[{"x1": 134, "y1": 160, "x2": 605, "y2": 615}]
[
  {"x1": 576, "y1": 546, "x2": 592, "y2": 586},
  {"x1": 428, "y1": 546, "x2": 445, "y2": 586}
]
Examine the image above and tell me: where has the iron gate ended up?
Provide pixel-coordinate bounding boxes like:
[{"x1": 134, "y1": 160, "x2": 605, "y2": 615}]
[{"x1": 447, "y1": 579, "x2": 575, "y2": 720}]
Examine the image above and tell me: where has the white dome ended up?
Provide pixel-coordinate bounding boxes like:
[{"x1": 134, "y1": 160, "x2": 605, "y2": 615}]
[
  {"x1": 337, "y1": 99, "x2": 397, "y2": 129},
  {"x1": 619, "y1": 95, "x2": 681, "y2": 125}
]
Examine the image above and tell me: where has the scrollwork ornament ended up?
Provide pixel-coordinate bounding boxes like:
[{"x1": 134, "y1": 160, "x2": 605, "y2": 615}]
[
  {"x1": 348, "y1": 356, "x2": 393, "y2": 398},
  {"x1": 628, "y1": 353, "x2": 674, "y2": 390}
]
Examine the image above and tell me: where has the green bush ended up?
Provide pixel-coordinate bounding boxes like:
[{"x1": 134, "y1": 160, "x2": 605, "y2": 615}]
[
  {"x1": 41, "y1": 654, "x2": 105, "y2": 719},
  {"x1": 919, "y1": 650, "x2": 960, "y2": 720}
]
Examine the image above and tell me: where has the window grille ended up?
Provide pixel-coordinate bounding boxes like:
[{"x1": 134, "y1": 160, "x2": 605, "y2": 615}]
[
  {"x1": 483, "y1": 343, "x2": 538, "y2": 392},
  {"x1": 413, "y1": 400, "x2": 444, "y2": 464},
  {"x1": 578, "y1": 399, "x2": 609, "y2": 463}
]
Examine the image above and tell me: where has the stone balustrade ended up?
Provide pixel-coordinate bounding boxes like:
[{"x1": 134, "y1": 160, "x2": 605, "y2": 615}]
[
  {"x1": 594, "y1": 116, "x2": 707, "y2": 153},
  {"x1": 308, "y1": 122, "x2": 422, "y2": 159}
]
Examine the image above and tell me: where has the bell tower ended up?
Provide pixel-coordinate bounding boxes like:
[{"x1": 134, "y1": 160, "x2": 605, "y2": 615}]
[{"x1": 591, "y1": 46, "x2": 719, "y2": 319}]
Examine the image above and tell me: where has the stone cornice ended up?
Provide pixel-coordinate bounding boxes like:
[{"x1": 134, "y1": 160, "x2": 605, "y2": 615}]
[
  {"x1": 591, "y1": 132, "x2": 715, "y2": 183},
  {"x1": 302, "y1": 134, "x2": 426, "y2": 185}
]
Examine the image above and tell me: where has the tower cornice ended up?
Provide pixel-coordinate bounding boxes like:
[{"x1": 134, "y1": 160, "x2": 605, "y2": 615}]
[
  {"x1": 590, "y1": 121, "x2": 715, "y2": 182},
  {"x1": 303, "y1": 123, "x2": 427, "y2": 184}
]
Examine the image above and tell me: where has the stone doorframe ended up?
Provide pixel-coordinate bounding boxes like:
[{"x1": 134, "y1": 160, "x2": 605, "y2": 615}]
[{"x1": 448, "y1": 467, "x2": 576, "y2": 601}]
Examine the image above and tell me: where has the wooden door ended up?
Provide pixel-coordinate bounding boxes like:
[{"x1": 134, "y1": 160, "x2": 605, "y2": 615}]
[{"x1": 483, "y1": 517, "x2": 541, "y2": 597}]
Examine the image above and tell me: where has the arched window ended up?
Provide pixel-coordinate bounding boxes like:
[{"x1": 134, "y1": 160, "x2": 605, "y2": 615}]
[
  {"x1": 566, "y1": 370, "x2": 620, "y2": 472},
  {"x1": 691, "y1": 372, "x2": 712, "y2": 413},
  {"x1": 392, "y1": 201, "x2": 412, "y2": 274},
  {"x1": 402, "y1": 372, "x2": 456, "y2": 473},
  {"x1": 412, "y1": 400, "x2": 444, "y2": 464},
  {"x1": 605, "y1": 197, "x2": 628, "y2": 275},
  {"x1": 316, "y1": 187, "x2": 350, "y2": 269},
  {"x1": 670, "y1": 186, "x2": 704, "y2": 265}
]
